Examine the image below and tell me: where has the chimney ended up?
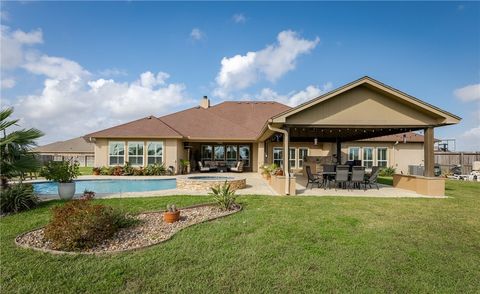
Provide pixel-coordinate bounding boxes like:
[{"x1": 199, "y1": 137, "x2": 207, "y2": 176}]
[{"x1": 200, "y1": 95, "x2": 210, "y2": 109}]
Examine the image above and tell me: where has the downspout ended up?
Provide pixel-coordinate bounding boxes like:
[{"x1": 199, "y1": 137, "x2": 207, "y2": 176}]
[{"x1": 267, "y1": 124, "x2": 290, "y2": 195}]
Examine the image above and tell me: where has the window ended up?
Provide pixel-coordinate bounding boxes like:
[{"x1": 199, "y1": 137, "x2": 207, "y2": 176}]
[
  {"x1": 273, "y1": 147, "x2": 283, "y2": 167},
  {"x1": 289, "y1": 148, "x2": 296, "y2": 169},
  {"x1": 239, "y1": 145, "x2": 250, "y2": 167},
  {"x1": 363, "y1": 147, "x2": 373, "y2": 168},
  {"x1": 201, "y1": 145, "x2": 212, "y2": 160},
  {"x1": 147, "y1": 141, "x2": 163, "y2": 164},
  {"x1": 214, "y1": 145, "x2": 225, "y2": 161},
  {"x1": 298, "y1": 148, "x2": 309, "y2": 168},
  {"x1": 53, "y1": 155, "x2": 63, "y2": 161},
  {"x1": 226, "y1": 145, "x2": 238, "y2": 162},
  {"x1": 128, "y1": 142, "x2": 144, "y2": 166},
  {"x1": 348, "y1": 147, "x2": 360, "y2": 161},
  {"x1": 377, "y1": 147, "x2": 388, "y2": 167},
  {"x1": 109, "y1": 141, "x2": 125, "y2": 165}
]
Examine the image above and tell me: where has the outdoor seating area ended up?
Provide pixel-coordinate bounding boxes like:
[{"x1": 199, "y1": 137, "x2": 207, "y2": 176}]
[
  {"x1": 305, "y1": 164, "x2": 380, "y2": 191},
  {"x1": 197, "y1": 161, "x2": 244, "y2": 173}
]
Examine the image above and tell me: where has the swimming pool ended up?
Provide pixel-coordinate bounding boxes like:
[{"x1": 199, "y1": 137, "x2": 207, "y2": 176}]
[{"x1": 33, "y1": 179, "x2": 177, "y2": 195}]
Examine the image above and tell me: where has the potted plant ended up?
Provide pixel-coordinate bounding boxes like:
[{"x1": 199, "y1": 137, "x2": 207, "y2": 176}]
[
  {"x1": 180, "y1": 159, "x2": 190, "y2": 174},
  {"x1": 41, "y1": 161, "x2": 80, "y2": 200},
  {"x1": 260, "y1": 163, "x2": 277, "y2": 181},
  {"x1": 163, "y1": 204, "x2": 180, "y2": 223}
]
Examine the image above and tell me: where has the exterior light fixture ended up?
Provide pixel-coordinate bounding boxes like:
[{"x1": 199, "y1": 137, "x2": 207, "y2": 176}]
[
  {"x1": 403, "y1": 134, "x2": 407, "y2": 144},
  {"x1": 314, "y1": 138, "x2": 318, "y2": 145}
]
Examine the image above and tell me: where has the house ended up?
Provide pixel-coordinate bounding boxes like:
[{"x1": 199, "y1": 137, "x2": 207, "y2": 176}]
[
  {"x1": 85, "y1": 77, "x2": 460, "y2": 176},
  {"x1": 33, "y1": 137, "x2": 94, "y2": 167}
]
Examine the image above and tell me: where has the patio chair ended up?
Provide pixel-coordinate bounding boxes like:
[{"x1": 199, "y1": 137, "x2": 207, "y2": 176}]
[
  {"x1": 322, "y1": 164, "x2": 336, "y2": 189},
  {"x1": 230, "y1": 161, "x2": 244, "y2": 173},
  {"x1": 305, "y1": 165, "x2": 320, "y2": 189},
  {"x1": 198, "y1": 161, "x2": 210, "y2": 173},
  {"x1": 350, "y1": 166, "x2": 366, "y2": 190},
  {"x1": 365, "y1": 166, "x2": 380, "y2": 190},
  {"x1": 332, "y1": 165, "x2": 350, "y2": 190}
]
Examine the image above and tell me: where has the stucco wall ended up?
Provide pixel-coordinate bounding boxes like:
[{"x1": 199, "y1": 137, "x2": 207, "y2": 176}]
[
  {"x1": 93, "y1": 138, "x2": 109, "y2": 167},
  {"x1": 285, "y1": 85, "x2": 439, "y2": 126},
  {"x1": 264, "y1": 140, "x2": 423, "y2": 174},
  {"x1": 392, "y1": 143, "x2": 424, "y2": 174}
]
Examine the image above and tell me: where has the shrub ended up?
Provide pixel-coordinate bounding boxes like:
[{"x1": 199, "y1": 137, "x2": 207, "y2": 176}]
[
  {"x1": 113, "y1": 165, "x2": 124, "y2": 176},
  {"x1": 0, "y1": 183, "x2": 38, "y2": 214},
  {"x1": 209, "y1": 181, "x2": 238, "y2": 211},
  {"x1": 99, "y1": 166, "x2": 109, "y2": 175},
  {"x1": 40, "y1": 160, "x2": 79, "y2": 183},
  {"x1": 81, "y1": 189, "x2": 95, "y2": 201},
  {"x1": 43, "y1": 200, "x2": 135, "y2": 251},
  {"x1": 144, "y1": 163, "x2": 166, "y2": 176},
  {"x1": 123, "y1": 162, "x2": 134, "y2": 175},
  {"x1": 379, "y1": 166, "x2": 396, "y2": 177},
  {"x1": 133, "y1": 167, "x2": 144, "y2": 176},
  {"x1": 92, "y1": 167, "x2": 101, "y2": 175}
]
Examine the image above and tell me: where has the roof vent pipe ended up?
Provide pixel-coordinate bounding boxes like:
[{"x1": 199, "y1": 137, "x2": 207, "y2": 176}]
[{"x1": 200, "y1": 95, "x2": 210, "y2": 109}]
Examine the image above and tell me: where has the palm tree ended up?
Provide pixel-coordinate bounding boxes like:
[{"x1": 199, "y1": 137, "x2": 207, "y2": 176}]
[{"x1": 0, "y1": 107, "x2": 44, "y2": 189}]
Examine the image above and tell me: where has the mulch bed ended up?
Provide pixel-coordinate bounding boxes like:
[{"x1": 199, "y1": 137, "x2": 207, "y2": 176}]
[{"x1": 15, "y1": 204, "x2": 241, "y2": 254}]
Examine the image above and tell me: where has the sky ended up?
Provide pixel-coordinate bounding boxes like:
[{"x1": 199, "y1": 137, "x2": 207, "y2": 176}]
[{"x1": 1, "y1": 1, "x2": 479, "y2": 150}]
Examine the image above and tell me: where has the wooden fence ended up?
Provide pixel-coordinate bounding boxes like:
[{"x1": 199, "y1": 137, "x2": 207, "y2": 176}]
[{"x1": 434, "y1": 152, "x2": 480, "y2": 174}]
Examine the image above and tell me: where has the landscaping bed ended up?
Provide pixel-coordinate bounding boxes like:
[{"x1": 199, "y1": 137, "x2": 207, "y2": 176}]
[{"x1": 15, "y1": 204, "x2": 241, "y2": 254}]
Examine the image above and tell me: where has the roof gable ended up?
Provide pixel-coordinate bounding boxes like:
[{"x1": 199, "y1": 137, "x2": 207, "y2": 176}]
[
  {"x1": 86, "y1": 116, "x2": 182, "y2": 139},
  {"x1": 271, "y1": 76, "x2": 461, "y2": 126},
  {"x1": 33, "y1": 137, "x2": 94, "y2": 153}
]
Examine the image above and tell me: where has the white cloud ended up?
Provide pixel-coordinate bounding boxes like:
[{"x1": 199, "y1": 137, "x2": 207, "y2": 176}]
[
  {"x1": 23, "y1": 54, "x2": 90, "y2": 80},
  {"x1": 1, "y1": 78, "x2": 16, "y2": 89},
  {"x1": 15, "y1": 67, "x2": 188, "y2": 144},
  {"x1": 454, "y1": 83, "x2": 480, "y2": 102},
  {"x1": 252, "y1": 82, "x2": 332, "y2": 107},
  {"x1": 232, "y1": 13, "x2": 246, "y2": 24},
  {"x1": 459, "y1": 125, "x2": 480, "y2": 150},
  {"x1": 214, "y1": 30, "x2": 319, "y2": 98},
  {"x1": 190, "y1": 28, "x2": 205, "y2": 41},
  {"x1": 0, "y1": 26, "x2": 43, "y2": 70}
]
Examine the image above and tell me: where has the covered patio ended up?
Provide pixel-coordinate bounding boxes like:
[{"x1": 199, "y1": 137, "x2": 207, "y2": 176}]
[{"x1": 257, "y1": 77, "x2": 461, "y2": 196}]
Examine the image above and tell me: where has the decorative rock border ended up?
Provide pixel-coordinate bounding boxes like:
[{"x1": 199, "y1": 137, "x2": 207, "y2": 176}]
[
  {"x1": 176, "y1": 176, "x2": 246, "y2": 192},
  {"x1": 15, "y1": 203, "x2": 241, "y2": 255}
]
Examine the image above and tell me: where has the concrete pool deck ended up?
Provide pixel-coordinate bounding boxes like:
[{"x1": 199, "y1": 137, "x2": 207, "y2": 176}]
[{"x1": 28, "y1": 172, "x2": 444, "y2": 200}]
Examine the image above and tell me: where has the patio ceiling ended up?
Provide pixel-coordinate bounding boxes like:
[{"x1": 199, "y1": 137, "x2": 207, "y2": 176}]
[{"x1": 286, "y1": 126, "x2": 423, "y2": 142}]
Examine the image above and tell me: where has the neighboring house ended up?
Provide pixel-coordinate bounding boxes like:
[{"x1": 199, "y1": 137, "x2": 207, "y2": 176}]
[
  {"x1": 33, "y1": 137, "x2": 94, "y2": 167},
  {"x1": 85, "y1": 77, "x2": 460, "y2": 175}
]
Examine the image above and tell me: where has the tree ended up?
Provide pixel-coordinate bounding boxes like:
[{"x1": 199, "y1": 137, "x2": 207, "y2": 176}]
[{"x1": 0, "y1": 107, "x2": 44, "y2": 189}]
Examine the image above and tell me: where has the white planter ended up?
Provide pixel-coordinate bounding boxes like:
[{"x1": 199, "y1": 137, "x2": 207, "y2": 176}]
[{"x1": 58, "y1": 182, "x2": 75, "y2": 200}]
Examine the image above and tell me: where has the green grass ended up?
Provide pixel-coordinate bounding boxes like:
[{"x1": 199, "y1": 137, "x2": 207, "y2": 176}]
[
  {"x1": 378, "y1": 176, "x2": 393, "y2": 185},
  {"x1": 1, "y1": 181, "x2": 479, "y2": 293},
  {"x1": 78, "y1": 166, "x2": 93, "y2": 175}
]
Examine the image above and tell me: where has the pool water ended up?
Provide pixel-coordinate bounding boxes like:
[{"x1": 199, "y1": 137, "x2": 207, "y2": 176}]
[{"x1": 33, "y1": 179, "x2": 177, "y2": 195}]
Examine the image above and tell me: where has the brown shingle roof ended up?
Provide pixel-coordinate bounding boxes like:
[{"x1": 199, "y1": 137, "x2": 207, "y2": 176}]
[
  {"x1": 159, "y1": 101, "x2": 290, "y2": 140},
  {"x1": 33, "y1": 137, "x2": 94, "y2": 154},
  {"x1": 85, "y1": 116, "x2": 182, "y2": 139}
]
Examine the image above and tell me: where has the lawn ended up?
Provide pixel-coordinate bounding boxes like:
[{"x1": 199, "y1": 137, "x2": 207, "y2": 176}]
[
  {"x1": 78, "y1": 166, "x2": 93, "y2": 175},
  {"x1": 1, "y1": 181, "x2": 479, "y2": 293}
]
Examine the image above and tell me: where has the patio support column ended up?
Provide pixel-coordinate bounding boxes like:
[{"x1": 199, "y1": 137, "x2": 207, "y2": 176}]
[
  {"x1": 336, "y1": 137, "x2": 342, "y2": 164},
  {"x1": 267, "y1": 124, "x2": 290, "y2": 195},
  {"x1": 424, "y1": 127, "x2": 435, "y2": 177}
]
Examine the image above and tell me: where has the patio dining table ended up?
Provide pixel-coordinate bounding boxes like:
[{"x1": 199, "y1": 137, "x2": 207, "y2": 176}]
[{"x1": 317, "y1": 170, "x2": 370, "y2": 189}]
